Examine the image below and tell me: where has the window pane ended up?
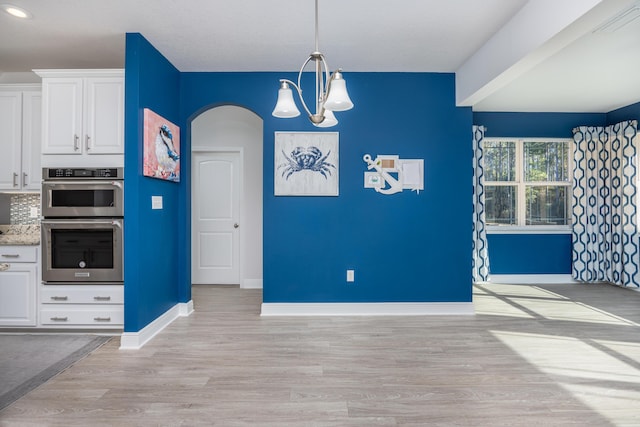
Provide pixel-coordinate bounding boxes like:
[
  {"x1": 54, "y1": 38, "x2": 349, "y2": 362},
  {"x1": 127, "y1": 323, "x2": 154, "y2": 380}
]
[
  {"x1": 524, "y1": 141, "x2": 569, "y2": 182},
  {"x1": 526, "y1": 186, "x2": 569, "y2": 225},
  {"x1": 485, "y1": 186, "x2": 517, "y2": 225},
  {"x1": 484, "y1": 141, "x2": 516, "y2": 182}
]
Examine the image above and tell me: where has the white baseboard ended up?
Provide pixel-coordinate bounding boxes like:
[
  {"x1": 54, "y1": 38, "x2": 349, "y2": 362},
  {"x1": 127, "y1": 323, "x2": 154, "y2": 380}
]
[
  {"x1": 261, "y1": 302, "x2": 474, "y2": 316},
  {"x1": 486, "y1": 274, "x2": 577, "y2": 284},
  {"x1": 119, "y1": 300, "x2": 193, "y2": 350},
  {"x1": 179, "y1": 299, "x2": 194, "y2": 316},
  {"x1": 242, "y1": 279, "x2": 263, "y2": 289}
]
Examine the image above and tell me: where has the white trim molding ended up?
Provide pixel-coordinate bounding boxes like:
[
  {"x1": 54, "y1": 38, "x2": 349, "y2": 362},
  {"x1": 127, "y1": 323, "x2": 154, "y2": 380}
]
[
  {"x1": 486, "y1": 274, "x2": 578, "y2": 284},
  {"x1": 119, "y1": 300, "x2": 193, "y2": 350},
  {"x1": 261, "y1": 302, "x2": 474, "y2": 316},
  {"x1": 242, "y1": 279, "x2": 263, "y2": 289},
  {"x1": 487, "y1": 226, "x2": 571, "y2": 235},
  {"x1": 179, "y1": 300, "x2": 194, "y2": 316}
]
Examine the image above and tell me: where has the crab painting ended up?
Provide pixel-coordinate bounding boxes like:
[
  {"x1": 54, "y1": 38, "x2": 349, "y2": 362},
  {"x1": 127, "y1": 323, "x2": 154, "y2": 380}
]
[{"x1": 278, "y1": 146, "x2": 336, "y2": 180}]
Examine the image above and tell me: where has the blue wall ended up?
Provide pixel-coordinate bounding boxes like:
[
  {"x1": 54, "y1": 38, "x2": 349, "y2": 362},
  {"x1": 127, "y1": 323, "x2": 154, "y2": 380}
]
[
  {"x1": 474, "y1": 112, "x2": 607, "y2": 138},
  {"x1": 474, "y1": 109, "x2": 640, "y2": 276},
  {"x1": 607, "y1": 101, "x2": 640, "y2": 125},
  {"x1": 180, "y1": 72, "x2": 474, "y2": 303},
  {"x1": 487, "y1": 234, "x2": 572, "y2": 274},
  {"x1": 122, "y1": 33, "x2": 640, "y2": 331},
  {"x1": 124, "y1": 36, "x2": 475, "y2": 332},
  {"x1": 473, "y1": 111, "x2": 607, "y2": 275},
  {"x1": 123, "y1": 34, "x2": 640, "y2": 331},
  {"x1": 123, "y1": 34, "x2": 187, "y2": 332}
]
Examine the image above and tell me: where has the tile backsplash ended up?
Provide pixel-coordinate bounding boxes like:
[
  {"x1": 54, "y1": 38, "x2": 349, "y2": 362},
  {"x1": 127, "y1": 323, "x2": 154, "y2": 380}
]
[{"x1": 0, "y1": 193, "x2": 41, "y2": 225}]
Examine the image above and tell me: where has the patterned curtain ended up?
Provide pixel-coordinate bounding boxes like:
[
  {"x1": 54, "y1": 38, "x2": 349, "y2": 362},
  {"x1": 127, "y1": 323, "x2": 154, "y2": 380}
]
[
  {"x1": 472, "y1": 125, "x2": 490, "y2": 282},
  {"x1": 572, "y1": 120, "x2": 639, "y2": 288}
]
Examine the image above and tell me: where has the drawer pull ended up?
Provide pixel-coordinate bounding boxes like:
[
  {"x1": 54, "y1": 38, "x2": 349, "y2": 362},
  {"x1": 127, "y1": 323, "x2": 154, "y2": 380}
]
[
  {"x1": 93, "y1": 317, "x2": 111, "y2": 322},
  {"x1": 93, "y1": 296, "x2": 111, "y2": 301},
  {"x1": 50, "y1": 317, "x2": 68, "y2": 322},
  {"x1": 1, "y1": 254, "x2": 20, "y2": 258},
  {"x1": 51, "y1": 296, "x2": 68, "y2": 301}
]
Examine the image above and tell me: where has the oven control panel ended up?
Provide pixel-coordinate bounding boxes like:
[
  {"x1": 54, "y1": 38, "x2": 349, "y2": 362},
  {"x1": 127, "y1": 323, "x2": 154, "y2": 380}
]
[{"x1": 43, "y1": 168, "x2": 124, "y2": 180}]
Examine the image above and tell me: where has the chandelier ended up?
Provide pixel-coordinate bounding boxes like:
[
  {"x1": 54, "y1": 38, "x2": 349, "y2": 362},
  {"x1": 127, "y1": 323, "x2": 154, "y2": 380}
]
[{"x1": 271, "y1": 0, "x2": 354, "y2": 127}]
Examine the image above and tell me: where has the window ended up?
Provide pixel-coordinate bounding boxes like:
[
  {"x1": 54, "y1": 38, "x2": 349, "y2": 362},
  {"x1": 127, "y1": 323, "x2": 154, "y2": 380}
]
[{"x1": 484, "y1": 138, "x2": 571, "y2": 229}]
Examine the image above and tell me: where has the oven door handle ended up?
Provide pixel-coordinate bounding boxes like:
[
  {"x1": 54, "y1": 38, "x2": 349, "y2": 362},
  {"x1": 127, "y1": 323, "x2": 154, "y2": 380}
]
[
  {"x1": 42, "y1": 219, "x2": 123, "y2": 227},
  {"x1": 43, "y1": 180, "x2": 123, "y2": 187}
]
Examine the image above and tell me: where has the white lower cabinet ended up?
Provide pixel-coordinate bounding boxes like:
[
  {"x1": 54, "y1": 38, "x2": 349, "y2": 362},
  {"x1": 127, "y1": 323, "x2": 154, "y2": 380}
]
[
  {"x1": 0, "y1": 262, "x2": 37, "y2": 327},
  {"x1": 39, "y1": 284, "x2": 123, "y2": 329},
  {"x1": 40, "y1": 306, "x2": 123, "y2": 326}
]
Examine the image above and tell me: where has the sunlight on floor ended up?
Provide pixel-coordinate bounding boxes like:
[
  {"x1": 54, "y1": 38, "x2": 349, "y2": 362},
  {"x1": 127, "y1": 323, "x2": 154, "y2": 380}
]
[
  {"x1": 473, "y1": 294, "x2": 534, "y2": 318},
  {"x1": 491, "y1": 330, "x2": 640, "y2": 424},
  {"x1": 477, "y1": 283, "x2": 570, "y2": 299},
  {"x1": 474, "y1": 283, "x2": 565, "y2": 319},
  {"x1": 474, "y1": 283, "x2": 639, "y2": 326},
  {"x1": 510, "y1": 298, "x2": 638, "y2": 325},
  {"x1": 475, "y1": 283, "x2": 640, "y2": 424}
]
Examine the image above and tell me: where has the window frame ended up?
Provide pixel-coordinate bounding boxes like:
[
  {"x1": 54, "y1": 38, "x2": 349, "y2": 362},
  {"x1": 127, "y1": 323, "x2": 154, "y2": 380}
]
[{"x1": 484, "y1": 137, "x2": 573, "y2": 234}]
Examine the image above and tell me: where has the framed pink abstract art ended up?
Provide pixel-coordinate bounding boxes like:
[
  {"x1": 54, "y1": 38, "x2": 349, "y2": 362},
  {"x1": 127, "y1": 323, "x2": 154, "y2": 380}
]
[{"x1": 143, "y1": 108, "x2": 181, "y2": 182}]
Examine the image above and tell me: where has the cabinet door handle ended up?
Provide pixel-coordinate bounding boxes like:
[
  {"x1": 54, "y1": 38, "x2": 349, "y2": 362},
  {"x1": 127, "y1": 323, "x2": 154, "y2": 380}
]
[
  {"x1": 74, "y1": 134, "x2": 80, "y2": 151},
  {"x1": 22, "y1": 172, "x2": 28, "y2": 187},
  {"x1": 86, "y1": 135, "x2": 91, "y2": 151},
  {"x1": 50, "y1": 317, "x2": 68, "y2": 322},
  {"x1": 94, "y1": 296, "x2": 111, "y2": 301},
  {"x1": 13, "y1": 172, "x2": 18, "y2": 187},
  {"x1": 1, "y1": 254, "x2": 20, "y2": 258},
  {"x1": 50, "y1": 296, "x2": 68, "y2": 301},
  {"x1": 93, "y1": 317, "x2": 111, "y2": 322}
]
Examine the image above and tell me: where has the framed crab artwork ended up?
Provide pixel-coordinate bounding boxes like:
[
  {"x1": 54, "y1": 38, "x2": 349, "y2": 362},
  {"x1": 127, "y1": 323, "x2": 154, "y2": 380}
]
[{"x1": 274, "y1": 132, "x2": 339, "y2": 196}]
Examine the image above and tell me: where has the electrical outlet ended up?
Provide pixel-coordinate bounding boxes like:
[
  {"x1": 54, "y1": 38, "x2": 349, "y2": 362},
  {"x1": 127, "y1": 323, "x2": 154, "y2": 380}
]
[
  {"x1": 346, "y1": 269, "x2": 355, "y2": 282},
  {"x1": 29, "y1": 207, "x2": 39, "y2": 218}
]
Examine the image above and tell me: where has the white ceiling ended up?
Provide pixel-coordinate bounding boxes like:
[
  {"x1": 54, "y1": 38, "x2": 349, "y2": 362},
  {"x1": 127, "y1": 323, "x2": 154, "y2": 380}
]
[{"x1": 1, "y1": 0, "x2": 638, "y2": 113}]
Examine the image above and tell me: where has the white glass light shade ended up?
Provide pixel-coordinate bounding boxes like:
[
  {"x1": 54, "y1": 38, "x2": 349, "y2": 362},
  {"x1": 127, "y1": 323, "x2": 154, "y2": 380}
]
[
  {"x1": 272, "y1": 83, "x2": 301, "y2": 118},
  {"x1": 324, "y1": 72, "x2": 353, "y2": 112},
  {"x1": 2, "y1": 4, "x2": 32, "y2": 18},
  {"x1": 314, "y1": 110, "x2": 338, "y2": 128}
]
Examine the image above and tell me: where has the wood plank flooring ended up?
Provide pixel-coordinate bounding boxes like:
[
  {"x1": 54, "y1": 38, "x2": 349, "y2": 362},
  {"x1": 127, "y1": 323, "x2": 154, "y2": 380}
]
[{"x1": 1, "y1": 282, "x2": 639, "y2": 426}]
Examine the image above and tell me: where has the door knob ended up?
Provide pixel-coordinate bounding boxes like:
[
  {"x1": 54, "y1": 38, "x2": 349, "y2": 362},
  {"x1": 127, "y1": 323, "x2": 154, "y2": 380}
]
[{"x1": 234, "y1": 223, "x2": 239, "y2": 228}]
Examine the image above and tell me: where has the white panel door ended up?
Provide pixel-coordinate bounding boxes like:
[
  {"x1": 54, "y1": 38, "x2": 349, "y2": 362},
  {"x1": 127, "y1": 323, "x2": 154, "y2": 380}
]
[{"x1": 192, "y1": 152, "x2": 240, "y2": 284}]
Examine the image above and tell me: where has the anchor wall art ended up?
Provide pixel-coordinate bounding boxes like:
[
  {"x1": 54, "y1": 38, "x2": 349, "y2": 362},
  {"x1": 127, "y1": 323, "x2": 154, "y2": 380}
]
[
  {"x1": 363, "y1": 154, "x2": 424, "y2": 195},
  {"x1": 274, "y1": 132, "x2": 339, "y2": 196},
  {"x1": 143, "y1": 108, "x2": 181, "y2": 182}
]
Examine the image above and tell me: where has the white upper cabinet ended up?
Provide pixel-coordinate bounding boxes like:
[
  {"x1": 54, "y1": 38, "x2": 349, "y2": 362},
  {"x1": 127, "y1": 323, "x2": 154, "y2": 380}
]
[
  {"x1": 0, "y1": 85, "x2": 42, "y2": 191},
  {"x1": 36, "y1": 70, "x2": 124, "y2": 158},
  {"x1": 85, "y1": 77, "x2": 125, "y2": 154}
]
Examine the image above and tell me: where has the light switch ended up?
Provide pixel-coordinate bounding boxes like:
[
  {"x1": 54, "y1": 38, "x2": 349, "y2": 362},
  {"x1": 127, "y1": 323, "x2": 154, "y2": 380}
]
[{"x1": 152, "y1": 196, "x2": 163, "y2": 210}]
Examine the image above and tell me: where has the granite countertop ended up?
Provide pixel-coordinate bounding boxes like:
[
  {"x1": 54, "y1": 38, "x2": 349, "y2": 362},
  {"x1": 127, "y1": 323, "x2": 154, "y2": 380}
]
[{"x1": 0, "y1": 225, "x2": 40, "y2": 246}]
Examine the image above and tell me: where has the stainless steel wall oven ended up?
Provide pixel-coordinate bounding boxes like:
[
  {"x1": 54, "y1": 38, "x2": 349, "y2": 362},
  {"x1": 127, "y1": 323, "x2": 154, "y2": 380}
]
[{"x1": 41, "y1": 168, "x2": 124, "y2": 284}]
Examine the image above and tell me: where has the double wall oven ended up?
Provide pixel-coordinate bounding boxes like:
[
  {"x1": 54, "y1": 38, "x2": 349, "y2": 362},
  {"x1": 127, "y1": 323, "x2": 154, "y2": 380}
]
[{"x1": 41, "y1": 168, "x2": 124, "y2": 284}]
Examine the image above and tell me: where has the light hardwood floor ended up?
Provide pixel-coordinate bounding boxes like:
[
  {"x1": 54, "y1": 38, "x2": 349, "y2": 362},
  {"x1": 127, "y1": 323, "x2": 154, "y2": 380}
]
[{"x1": 1, "y1": 283, "x2": 639, "y2": 426}]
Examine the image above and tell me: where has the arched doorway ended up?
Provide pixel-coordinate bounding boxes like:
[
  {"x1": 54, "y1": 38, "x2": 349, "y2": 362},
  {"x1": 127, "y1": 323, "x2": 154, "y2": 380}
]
[{"x1": 190, "y1": 105, "x2": 263, "y2": 288}]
